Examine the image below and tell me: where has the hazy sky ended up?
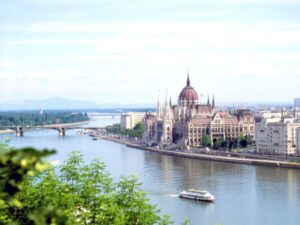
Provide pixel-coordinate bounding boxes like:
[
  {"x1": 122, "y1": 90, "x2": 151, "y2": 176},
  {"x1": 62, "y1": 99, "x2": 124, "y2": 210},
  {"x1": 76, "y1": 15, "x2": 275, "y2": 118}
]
[{"x1": 1, "y1": 0, "x2": 300, "y2": 105}]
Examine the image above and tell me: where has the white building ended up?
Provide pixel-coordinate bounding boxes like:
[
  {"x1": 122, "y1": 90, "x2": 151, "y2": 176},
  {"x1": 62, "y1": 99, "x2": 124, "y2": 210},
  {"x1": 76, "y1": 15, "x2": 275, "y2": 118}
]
[
  {"x1": 120, "y1": 112, "x2": 146, "y2": 130},
  {"x1": 256, "y1": 117, "x2": 300, "y2": 155},
  {"x1": 296, "y1": 128, "x2": 300, "y2": 155},
  {"x1": 255, "y1": 110, "x2": 282, "y2": 119},
  {"x1": 294, "y1": 98, "x2": 300, "y2": 108}
]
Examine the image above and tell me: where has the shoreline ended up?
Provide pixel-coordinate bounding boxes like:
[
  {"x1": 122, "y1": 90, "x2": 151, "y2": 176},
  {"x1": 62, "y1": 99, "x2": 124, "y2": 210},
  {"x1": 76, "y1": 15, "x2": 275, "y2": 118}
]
[{"x1": 99, "y1": 136, "x2": 300, "y2": 169}]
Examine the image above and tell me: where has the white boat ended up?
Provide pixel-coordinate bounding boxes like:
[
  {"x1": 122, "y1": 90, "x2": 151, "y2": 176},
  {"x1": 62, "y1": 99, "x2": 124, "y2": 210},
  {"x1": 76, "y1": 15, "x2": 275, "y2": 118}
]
[{"x1": 179, "y1": 189, "x2": 215, "y2": 202}]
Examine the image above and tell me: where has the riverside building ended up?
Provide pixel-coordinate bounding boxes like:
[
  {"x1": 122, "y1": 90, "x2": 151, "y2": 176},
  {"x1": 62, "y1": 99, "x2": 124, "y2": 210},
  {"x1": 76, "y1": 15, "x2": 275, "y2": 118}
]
[
  {"x1": 120, "y1": 112, "x2": 146, "y2": 130},
  {"x1": 294, "y1": 98, "x2": 300, "y2": 108},
  {"x1": 255, "y1": 117, "x2": 300, "y2": 155},
  {"x1": 296, "y1": 128, "x2": 300, "y2": 155},
  {"x1": 142, "y1": 75, "x2": 255, "y2": 149}
]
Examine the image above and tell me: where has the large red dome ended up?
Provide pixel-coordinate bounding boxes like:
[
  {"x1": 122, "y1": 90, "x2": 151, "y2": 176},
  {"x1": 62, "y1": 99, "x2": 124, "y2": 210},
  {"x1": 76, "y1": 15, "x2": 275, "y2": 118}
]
[{"x1": 179, "y1": 75, "x2": 199, "y2": 103}]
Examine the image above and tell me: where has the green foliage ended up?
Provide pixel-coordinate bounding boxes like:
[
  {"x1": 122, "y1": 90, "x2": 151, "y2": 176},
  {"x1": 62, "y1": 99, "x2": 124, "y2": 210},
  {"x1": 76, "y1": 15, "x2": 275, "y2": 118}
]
[
  {"x1": 132, "y1": 122, "x2": 144, "y2": 138},
  {"x1": 238, "y1": 135, "x2": 253, "y2": 148},
  {"x1": 212, "y1": 138, "x2": 222, "y2": 149},
  {"x1": 0, "y1": 145, "x2": 175, "y2": 225},
  {"x1": 201, "y1": 135, "x2": 211, "y2": 147},
  {"x1": 0, "y1": 144, "x2": 58, "y2": 224},
  {"x1": 0, "y1": 111, "x2": 89, "y2": 127},
  {"x1": 106, "y1": 122, "x2": 144, "y2": 138}
]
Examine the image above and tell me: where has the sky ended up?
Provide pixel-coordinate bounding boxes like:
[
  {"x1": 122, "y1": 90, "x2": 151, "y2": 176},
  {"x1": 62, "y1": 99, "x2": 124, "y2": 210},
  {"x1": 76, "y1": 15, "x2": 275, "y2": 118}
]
[{"x1": 1, "y1": 0, "x2": 300, "y2": 106}]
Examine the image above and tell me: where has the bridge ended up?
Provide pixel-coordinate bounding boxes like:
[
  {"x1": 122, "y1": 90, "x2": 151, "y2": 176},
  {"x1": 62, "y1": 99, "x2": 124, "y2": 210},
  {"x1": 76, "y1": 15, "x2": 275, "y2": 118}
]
[
  {"x1": 0, "y1": 125, "x2": 105, "y2": 137},
  {"x1": 88, "y1": 113, "x2": 121, "y2": 117}
]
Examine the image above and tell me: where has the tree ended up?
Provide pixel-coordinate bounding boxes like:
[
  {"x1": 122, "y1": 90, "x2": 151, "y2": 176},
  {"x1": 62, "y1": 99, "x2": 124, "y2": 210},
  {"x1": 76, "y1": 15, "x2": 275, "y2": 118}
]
[
  {"x1": 238, "y1": 135, "x2": 253, "y2": 148},
  {"x1": 107, "y1": 123, "x2": 144, "y2": 138},
  {"x1": 201, "y1": 135, "x2": 211, "y2": 147},
  {"x1": 220, "y1": 139, "x2": 228, "y2": 149},
  {"x1": 239, "y1": 138, "x2": 248, "y2": 148},
  {"x1": 0, "y1": 144, "x2": 175, "y2": 225},
  {"x1": 213, "y1": 138, "x2": 224, "y2": 149},
  {"x1": 0, "y1": 144, "x2": 66, "y2": 225},
  {"x1": 133, "y1": 122, "x2": 144, "y2": 138}
]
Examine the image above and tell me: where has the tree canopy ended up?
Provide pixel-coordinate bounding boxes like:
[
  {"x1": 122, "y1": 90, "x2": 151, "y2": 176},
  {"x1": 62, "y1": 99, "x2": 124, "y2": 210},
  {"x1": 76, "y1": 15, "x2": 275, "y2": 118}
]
[
  {"x1": 0, "y1": 143, "x2": 174, "y2": 225},
  {"x1": 106, "y1": 122, "x2": 144, "y2": 138},
  {"x1": 201, "y1": 135, "x2": 211, "y2": 147},
  {"x1": 0, "y1": 111, "x2": 89, "y2": 127}
]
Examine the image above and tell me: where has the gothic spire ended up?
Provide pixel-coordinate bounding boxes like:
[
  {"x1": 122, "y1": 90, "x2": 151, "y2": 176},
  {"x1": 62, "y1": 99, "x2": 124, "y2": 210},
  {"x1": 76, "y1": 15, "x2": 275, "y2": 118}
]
[
  {"x1": 164, "y1": 89, "x2": 168, "y2": 119},
  {"x1": 186, "y1": 72, "x2": 190, "y2": 86},
  {"x1": 157, "y1": 90, "x2": 162, "y2": 119},
  {"x1": 212, "y1": 95, "x2": 215, "y2": 109},
  {"x1": 207, "y1": 95, "x2": 210, "y2": 105}
]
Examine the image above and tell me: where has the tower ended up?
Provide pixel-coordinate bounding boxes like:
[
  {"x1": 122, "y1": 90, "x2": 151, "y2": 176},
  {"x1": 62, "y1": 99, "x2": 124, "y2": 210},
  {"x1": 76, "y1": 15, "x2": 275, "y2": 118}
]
[
  {"x1": 161, "y1": 91, "x2": 173, "y2": 146},
  {"x1": 207, "y1": 96, "x2": 210, "y2": 105},
  {"x1": 212, "y1": 95, "x2": 215, "y2": 109},
  {"x1": 156, "y1": 90, "x2": 163, "y2": 119}
]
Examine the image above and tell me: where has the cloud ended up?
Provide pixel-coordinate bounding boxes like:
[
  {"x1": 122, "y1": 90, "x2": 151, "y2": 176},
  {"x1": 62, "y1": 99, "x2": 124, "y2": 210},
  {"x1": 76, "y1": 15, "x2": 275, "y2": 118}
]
[
  {"x1": 3, "y1": 21, "x2": 300, "y2": 49},
  {"x1": 1, "y1": 2, "x2": 300, "y2": 103}
]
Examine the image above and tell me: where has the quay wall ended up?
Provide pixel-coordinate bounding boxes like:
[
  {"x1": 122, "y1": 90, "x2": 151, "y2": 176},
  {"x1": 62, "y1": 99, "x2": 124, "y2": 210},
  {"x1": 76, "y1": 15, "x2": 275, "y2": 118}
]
[
  {"x1": 98, "y1": 136, "x2": 300, "y2": 169},
  {"x1": 126, "y1": 144, "x2": 300, "y2": 169}
]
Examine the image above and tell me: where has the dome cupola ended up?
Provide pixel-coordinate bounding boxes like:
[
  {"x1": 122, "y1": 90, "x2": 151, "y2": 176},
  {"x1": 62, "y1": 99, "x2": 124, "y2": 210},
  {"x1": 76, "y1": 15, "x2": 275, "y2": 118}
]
[{"x1": 179, "y1": 74, "x2": 199, "y2": 106}]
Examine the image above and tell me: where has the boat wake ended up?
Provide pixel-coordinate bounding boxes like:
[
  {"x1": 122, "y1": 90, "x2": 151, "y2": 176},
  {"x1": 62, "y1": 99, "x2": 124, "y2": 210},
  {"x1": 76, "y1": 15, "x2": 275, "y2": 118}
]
[{"x1": 168, "y1": 194, "x2": 179, "y2": 198}]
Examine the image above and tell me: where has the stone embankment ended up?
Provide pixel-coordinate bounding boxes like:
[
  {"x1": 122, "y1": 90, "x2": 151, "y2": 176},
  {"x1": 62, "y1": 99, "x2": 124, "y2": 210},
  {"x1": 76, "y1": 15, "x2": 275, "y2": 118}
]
[{"x1": 97, "y1": 134, "x2": 300, "y2": 169}]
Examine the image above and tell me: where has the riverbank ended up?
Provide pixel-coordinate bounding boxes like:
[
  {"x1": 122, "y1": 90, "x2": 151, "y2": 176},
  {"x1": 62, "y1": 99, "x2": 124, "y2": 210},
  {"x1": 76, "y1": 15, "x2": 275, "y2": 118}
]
[
  {"x1": 98, "y1": 135, "x2": 300, "y2": 169},
  {"x1": 0, "y1": 129, "x2": 14, "y2": 134}
]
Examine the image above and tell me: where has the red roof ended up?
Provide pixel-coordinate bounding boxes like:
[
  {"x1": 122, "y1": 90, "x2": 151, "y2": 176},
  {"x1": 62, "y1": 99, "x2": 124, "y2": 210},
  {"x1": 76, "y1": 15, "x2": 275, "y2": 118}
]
[
  {"x1": 179, "y1": 85, "x2": 199, "y2": 102},
  {"x1": 190, "y1": 118, "x2": 211, "y2": 125},
  {"x1": 196, "y1": 105, "x2": 212, "y2": 113},
  {"x1": 179, "y1": 75, "x2": 199, "y2": 102}
]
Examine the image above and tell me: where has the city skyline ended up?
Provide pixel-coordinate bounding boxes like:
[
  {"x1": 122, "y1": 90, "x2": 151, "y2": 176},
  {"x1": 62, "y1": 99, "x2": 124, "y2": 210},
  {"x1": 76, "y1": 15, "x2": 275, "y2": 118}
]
[{"x1": 1, "y1": 0, "x2": 300, "y2": 104}]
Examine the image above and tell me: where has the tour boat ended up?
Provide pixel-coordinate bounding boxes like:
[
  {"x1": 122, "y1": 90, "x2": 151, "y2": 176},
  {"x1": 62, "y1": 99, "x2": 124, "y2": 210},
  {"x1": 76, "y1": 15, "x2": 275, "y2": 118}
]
[{"x1": 179, "y1": 189, "x2": 215, "y2": 202}]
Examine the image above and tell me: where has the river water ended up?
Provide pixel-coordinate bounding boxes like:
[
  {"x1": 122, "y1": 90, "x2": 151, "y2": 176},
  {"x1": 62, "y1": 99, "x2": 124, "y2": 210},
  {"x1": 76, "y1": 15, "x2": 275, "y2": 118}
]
[{"x1": 1, "y1": 115, "x2": 300, "y2": 225}]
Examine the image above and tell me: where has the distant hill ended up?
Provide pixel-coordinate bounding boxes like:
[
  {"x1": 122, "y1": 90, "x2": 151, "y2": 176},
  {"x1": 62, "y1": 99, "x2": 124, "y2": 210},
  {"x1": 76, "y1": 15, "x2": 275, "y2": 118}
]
[{"x1": 0, "y1": 98, "x2": 156, "y2": 110}]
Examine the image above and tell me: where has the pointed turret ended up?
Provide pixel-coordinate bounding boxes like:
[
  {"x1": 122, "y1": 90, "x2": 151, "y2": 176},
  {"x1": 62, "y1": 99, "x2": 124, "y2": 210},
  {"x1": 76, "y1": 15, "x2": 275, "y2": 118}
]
[
  {"x1": 157, "y1": 90, "x2": 162, "y2": 119},
  {"x1": 163, "y1": 90, "x2": 169, "y2": 119},
  {"x1": 207, "y1": 96, "x2": 210, "y2": 105},
  {"x1": 212, "y1": 95, "x2": 215, "y2": 109},
  {"x1": 186, "y1": 72, "x2": 190, "y2": 86}
]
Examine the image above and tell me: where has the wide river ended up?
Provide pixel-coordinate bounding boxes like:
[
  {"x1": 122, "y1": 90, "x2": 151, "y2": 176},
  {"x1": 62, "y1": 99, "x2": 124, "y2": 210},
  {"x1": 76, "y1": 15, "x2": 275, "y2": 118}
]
[{"x1": 1, "y1": 115, "x2": 300, "y2": 225}]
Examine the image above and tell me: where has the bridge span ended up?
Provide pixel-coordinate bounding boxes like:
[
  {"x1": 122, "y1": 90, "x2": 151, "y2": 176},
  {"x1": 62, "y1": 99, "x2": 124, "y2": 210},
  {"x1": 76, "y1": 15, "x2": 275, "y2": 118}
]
[{"x1": 0, "y1": 125, "x2": 106, "y2": 137}]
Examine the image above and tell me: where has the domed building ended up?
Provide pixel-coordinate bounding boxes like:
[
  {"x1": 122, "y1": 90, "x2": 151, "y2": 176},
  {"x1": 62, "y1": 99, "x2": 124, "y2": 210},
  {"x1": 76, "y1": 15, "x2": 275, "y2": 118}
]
[
  {"x1": 178, "y1": 75, "x2": 199, "y2": 106},
  {"x1": 142, "y1": 74, "x2": 255, "y2": 149}
]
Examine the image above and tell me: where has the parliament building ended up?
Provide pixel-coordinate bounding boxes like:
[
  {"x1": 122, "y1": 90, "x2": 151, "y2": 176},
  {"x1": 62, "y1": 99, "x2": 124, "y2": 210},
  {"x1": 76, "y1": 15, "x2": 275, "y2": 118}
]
[{"x1": 142, "y1": 74, "x2": 255, "y2": 149}]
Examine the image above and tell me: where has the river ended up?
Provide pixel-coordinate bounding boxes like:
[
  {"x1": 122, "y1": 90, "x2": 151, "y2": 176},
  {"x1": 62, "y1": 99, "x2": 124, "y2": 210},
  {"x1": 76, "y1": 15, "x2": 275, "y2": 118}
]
[{"x1": 1, "y1": 115, "x2": 300, "y2": 225}]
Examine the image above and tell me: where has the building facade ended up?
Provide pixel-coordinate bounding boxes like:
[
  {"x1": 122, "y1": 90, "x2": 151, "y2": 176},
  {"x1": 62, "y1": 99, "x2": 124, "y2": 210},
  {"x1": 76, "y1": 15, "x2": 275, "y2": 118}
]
[
  {"x1": 294, "y1": 98, "x2": 300, "y2": 108},
  {"x1": 255, "y1": 117, "x2": 300, "y2": 155},
  {"x1": 296, "y1": 128, "x2": 300, "y2": 155},
  {"x1": 142, "y1": 75, "x2": 255, "y2": 148},
  {"x1": 120, "y1": 112, "x2": 146, "y2": 130}
]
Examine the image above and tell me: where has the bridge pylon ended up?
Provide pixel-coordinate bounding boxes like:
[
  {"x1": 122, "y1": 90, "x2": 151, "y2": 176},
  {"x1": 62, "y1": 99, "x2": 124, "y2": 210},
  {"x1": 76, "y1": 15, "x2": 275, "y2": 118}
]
[{"x1": 16, "y1": 127, "x2": 24, "y2": 137}]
